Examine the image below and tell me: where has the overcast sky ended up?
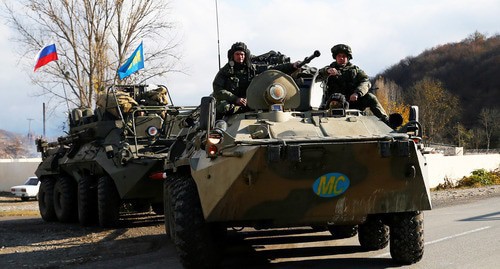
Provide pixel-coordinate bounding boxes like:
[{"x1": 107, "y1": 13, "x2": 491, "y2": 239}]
[{"x1": 1, "y1": 0, "x2": 499, "y2": 137}]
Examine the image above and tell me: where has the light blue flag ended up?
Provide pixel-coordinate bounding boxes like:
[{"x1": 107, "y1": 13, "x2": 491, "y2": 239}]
[{"x1": 118, "y1": 42, "x2": 144, "y2": 79}]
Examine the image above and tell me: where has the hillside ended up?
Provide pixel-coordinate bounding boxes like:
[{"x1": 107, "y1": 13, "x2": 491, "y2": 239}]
[
  {"x1": 1, "y1": 33, "x2": 498, "y2": 151},
  {"x1": 0, "y1": 130, "x2": 38, "y2": 158},
  {"x1": 378, "y1": 32, "x2": 500, "y2": 127}
]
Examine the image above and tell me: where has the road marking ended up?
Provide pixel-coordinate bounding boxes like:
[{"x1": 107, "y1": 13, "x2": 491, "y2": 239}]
[
  {"x1": 375, "y1": 226, "x2": 492, "y2": 258},
  {"x1": 425, "y1": 226, "x2": 491, "y2": 245}
]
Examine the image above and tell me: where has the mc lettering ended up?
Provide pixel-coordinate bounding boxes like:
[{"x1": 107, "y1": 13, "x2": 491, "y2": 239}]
[{"x1": 313, "y1": 173, "x2": 350, "y2": 198}]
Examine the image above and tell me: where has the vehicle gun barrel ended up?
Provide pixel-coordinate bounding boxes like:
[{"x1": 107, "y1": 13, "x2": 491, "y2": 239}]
[{"x1": 297, "y1": 50, "x2": 321, "y2": 68}]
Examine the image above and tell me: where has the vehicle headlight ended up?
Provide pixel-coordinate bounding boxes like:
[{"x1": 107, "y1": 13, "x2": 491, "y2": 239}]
[
  {"x1": 147, "y1": 126, "x2": 158, "y2": 137},
  {"x1": 266, "y1": 83, "x2": 286, "y2": 104},
  {"x1": 207, "y1": 129, "x2": 223, "y2": 144}
]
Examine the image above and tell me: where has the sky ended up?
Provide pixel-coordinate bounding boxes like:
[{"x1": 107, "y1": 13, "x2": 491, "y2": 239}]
[{"x1": 0, "y1": 0, "x2": 499, "y2": 138}]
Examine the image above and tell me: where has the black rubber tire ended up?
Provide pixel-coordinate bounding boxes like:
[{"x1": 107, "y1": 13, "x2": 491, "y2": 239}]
[
  {"x1": 38, "y1": 178, "x2": 57, "y2": 222},
  {"x1": 97, "y1": 176, "x2": 121, "y2": 228},
  {"x1": 167, "y1": 173, "x2": 222, "y2": 269},
  {"x1": 78, "y1": 175, "x2": 98, "y2": 226},
  {"x1": 53, "y1": 176, "x2": 78, "y2": 222},
  {"x1": 328, "y1": 224, "x2": 358, "y2": 239},
  {"x1": 358, "y1": 215, "x2": 389, "y2": 250},
  {"x1": 389, "y1": 211, "x2": 424, "y2": 264},
  {"x1": 163, "y1": 177, "x2": 174, "y2": 239}
]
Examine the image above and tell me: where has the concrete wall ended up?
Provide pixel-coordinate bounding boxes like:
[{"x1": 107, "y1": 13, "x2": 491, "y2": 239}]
[
  {"x1": 426, "y1": 153, "x2": 500, "y2": 188},
  {"x1": 0, "y1": 154, "x2": 499, "y2": 191},
  {"x1": 0, "y1": 158, "x2": 41, "y2": 191}
]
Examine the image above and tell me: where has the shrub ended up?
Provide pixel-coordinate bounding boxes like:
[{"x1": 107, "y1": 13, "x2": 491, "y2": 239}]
[{"x1": 455, "y1": 168, "x2": 500, "y2": 188}]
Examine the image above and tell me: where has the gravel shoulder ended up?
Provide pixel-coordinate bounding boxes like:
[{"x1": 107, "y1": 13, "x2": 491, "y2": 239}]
[{"x1": 1, "y1": 186, "x2": 500, "y2": 268}]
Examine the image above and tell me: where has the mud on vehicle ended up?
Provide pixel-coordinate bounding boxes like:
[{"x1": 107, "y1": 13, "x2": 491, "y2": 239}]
[
  {"x1": 35, "y1": 84, "x2": 197, "y2": 227},
  {"x1": 163, "y1": 52, "x2": 431, "y2": 268}
]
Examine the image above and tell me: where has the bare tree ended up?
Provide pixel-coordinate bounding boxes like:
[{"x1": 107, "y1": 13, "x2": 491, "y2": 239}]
[
  {"x1": 470, "y1": 127, "x2": 486, "y2": 150},
  {"x1": 373, "y1": 76, "x2": 404, "y2": 113},
  {"x1": 479, "y1": 108, "x2": 499, "y2": 150},
  {"x1": 372, "y1": 76, "x2": 413, "y2": 123},
  {"x1": 2, "y1": 0, "x2": 180, "y2": 110},
  {"x1": 408, "y1": 77, "x2": 460, "y2": 143}
]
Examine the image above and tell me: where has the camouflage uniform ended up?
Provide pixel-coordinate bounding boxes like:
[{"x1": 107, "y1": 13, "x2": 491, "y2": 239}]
[
  {"x1": 213, "y1": 58, "x2": 256, "y2": 116},
  {"x1": 213, "y1": 42, "x2": 295, "y2": 117},
  {"x1": 317, "y1": 45, "x2": 388, "y2": 121}
]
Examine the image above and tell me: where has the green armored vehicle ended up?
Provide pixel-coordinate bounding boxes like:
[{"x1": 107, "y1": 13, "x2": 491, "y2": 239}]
[
  {"x1": 35, "y1": 84, "x2": 197, "y2": 227},
  {"x1": 163, "y1": 53, "x2": 431, "y2": 267}
]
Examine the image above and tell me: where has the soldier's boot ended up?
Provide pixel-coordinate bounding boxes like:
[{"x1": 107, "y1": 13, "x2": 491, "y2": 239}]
[{"x1": 361, "y1": 93, "x2": 389, "y2": 123}]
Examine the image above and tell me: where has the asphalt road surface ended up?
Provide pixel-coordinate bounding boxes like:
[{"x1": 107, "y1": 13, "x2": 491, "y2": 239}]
[
  {"x1": 97, "y1": 196, "x2": 500, "y2": 269},
  {"x1": 3, "y1": 195, "x2": 498, "y2": 269}
]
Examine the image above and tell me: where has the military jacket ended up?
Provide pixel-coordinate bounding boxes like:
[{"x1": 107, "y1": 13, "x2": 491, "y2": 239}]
[
  {"x1": 317, "y1": 62, "x2": 370, "y2": 98},
  {"x1": 212, "y1": 62, "x2": 255, "y2": 104},
  {"x1": 212, "y1": 61, "x2": 295, "y2": 105}
]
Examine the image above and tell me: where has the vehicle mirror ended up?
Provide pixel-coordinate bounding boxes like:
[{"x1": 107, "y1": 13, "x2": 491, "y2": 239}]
[{"x1": 199, "y1": 96, "x2": 216, "y2": 131}]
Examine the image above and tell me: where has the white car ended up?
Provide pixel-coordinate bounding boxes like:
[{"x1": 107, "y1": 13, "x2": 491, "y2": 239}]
[{"x1": 10, "y1": 177, "x2": 40, "y2": 201}]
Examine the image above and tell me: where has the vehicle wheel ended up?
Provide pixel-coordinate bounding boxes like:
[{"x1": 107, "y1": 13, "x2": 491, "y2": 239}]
[
  {"x1": 389, "y1": 211, "x2": 424, "y2": 264},
  {"x1": 167, "y1": 173, "x2": 222, "y2": 268},
  {"x1": 53, "y1": 176, "x2": 78, "y2": 222},
  {"x1": 358, "y1": 215, "x2": 389, "y2": 250},
  {"x1": 163, "y1": 177, "x2": 174, "y2": 239},
  {"x1": 98, "y1": 175, "x2": 121, "y2": 227},
  {"x1": 78, "y1": 175, "x2": 98, "y2": 226},
  {"x1": 38, "y1": 178, "x2": 57, "y2": 221},
  {"x1": 327, "y1": 224, "x2": 358, "y2": 239},
  {"x1": 21, "y1": 197, "x2": 30, "y2": 201}
]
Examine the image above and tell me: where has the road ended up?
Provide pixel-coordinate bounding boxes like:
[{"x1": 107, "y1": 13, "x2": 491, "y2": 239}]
[
  {"x1": 1, "y1": 195, "x2": 499, "y2": 268},
  {"x1": 77, "y1": 196, "x2": 500, "y2": 268}
]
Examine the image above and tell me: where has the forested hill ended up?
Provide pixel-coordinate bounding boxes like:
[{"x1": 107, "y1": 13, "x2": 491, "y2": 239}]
[{"x1": 378, "y1": 32, "x2": 500, "y2": 127}]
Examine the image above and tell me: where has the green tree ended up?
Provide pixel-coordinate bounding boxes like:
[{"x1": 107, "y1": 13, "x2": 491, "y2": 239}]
[
  {"x1": 455, "y1": 122, "x2": 474, "y2": 148},
  {"x1": 2, "y1": 0, "x2": 180, "y2": 110}
]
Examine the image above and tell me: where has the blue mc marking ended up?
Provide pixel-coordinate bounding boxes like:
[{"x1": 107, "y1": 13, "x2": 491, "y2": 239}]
[{"x1": 312, "y1": 172, "x2": 350, "y2": 198}]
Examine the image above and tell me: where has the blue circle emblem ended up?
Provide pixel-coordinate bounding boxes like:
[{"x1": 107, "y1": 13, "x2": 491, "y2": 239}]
[{"x1": 312, "y1": 172, "x2": 350, "y2": 198}]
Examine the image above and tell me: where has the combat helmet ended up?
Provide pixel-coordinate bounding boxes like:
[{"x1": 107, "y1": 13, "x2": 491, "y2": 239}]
[
  {"x1": 227, "y1": 41, "x2": 252, "y2": 67},
  {"x1": 331, "y1": 44, "x2": 353, "y2": 60},
  {"x1": 227, "y1": 42, "x2": 249, "y2": 60}
]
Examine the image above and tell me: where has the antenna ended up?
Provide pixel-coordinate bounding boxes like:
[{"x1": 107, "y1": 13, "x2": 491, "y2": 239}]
[{"x1": 215, "y1": 0, "x2": 221, "y2": 69}]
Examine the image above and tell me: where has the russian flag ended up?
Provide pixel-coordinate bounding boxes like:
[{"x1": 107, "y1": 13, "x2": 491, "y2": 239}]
[{"x1": 34, "y1": 44, "x2": 58, "y2": 72}]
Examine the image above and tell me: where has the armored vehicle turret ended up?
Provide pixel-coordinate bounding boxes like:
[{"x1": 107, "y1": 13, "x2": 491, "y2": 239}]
[
  {"x1": 163, "y1": 54, "x2": 431, "y2": 268},
  {"x1": 35, "y1": 84, "x2": 197, "y2": 227}
]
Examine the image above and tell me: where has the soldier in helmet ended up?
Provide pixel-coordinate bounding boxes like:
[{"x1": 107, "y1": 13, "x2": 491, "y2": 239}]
[
  {"x1": 213, "y1": 42, "x2": 299, "y2": 117},
  {"x1": 317, "y1": 44, "x2": 389, "y2": 123}
]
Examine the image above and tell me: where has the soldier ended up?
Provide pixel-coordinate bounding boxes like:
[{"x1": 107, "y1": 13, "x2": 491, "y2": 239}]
[
  {"x1": 317, "y1": 44, "x2": 389, "y2": 123},
  {"x1": 212, "y1": 42, "x2": 298, "y2": 117}
]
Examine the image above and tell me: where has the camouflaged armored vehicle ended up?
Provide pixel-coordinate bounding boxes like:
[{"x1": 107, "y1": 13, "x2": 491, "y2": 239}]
[
  {"x1": 163, "y1": 52, "x2": 432, "y2": 267},
  {"x1": 35, "y1": 84, "x2": 197, "y2": 227}
]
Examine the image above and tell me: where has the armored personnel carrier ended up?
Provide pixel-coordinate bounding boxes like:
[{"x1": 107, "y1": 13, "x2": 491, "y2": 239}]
[
  {"x1": 163, "y1": 53, "x2": 431, "y2": 268},
  {"x1": 35, "y1": 84, "x2": 197, "y2": 227}
]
